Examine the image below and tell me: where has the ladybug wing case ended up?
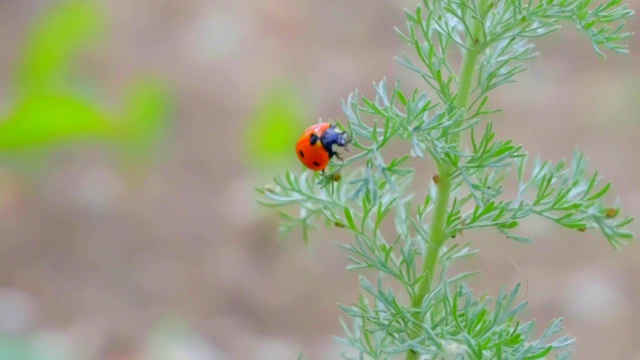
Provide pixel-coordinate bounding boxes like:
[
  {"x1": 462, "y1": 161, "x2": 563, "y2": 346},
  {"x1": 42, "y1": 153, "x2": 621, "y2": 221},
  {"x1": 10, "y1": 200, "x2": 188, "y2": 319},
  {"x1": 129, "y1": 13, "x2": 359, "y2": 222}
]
[{"x1": 296, "y1": 132, "x2": 330, "y2": 171}]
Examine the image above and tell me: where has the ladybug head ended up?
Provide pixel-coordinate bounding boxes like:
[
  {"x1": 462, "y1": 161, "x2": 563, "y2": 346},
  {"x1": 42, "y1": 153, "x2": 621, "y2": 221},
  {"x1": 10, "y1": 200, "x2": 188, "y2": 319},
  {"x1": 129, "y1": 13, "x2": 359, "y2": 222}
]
[{"x1": 320, "y1": 125, "x2": 350, "y2": 159}]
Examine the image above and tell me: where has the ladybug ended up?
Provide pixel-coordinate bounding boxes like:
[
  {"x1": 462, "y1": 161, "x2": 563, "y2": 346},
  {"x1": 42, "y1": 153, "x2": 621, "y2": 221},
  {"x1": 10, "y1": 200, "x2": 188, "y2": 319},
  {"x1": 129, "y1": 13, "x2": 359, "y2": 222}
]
[{"x1": 295, "y1": 122, "x2": 350, "y2": 172}]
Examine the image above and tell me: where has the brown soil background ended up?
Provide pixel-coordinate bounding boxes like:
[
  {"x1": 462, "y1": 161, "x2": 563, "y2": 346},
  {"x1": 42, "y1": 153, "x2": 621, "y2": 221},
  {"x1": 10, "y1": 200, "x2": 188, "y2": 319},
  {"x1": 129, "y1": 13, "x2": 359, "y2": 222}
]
[{"x1": 0, "y1": 0, "x2": 639, "y2": 359}]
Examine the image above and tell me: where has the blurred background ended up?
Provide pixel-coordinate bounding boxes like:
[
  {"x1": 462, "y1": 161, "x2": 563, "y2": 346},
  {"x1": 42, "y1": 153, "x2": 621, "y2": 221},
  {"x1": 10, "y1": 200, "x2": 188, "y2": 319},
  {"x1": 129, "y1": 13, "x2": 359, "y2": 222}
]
[{"x1": 0, "y1": 0, "x2": 638, "y2": 359}]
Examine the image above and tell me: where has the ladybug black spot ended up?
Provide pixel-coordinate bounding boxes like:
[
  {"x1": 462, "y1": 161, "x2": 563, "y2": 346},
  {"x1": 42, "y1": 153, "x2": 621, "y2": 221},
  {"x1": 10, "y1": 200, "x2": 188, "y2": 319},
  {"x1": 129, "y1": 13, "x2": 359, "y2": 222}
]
[
  {"x1": 312, "y1": 161, "x2": 321, "y2": 167},
  {"x1": 299, "y1": 150, "x2": 305, "y2": 158},
  {"x1": 310, "y1": 134, "x2": 319, "y2": 145}
]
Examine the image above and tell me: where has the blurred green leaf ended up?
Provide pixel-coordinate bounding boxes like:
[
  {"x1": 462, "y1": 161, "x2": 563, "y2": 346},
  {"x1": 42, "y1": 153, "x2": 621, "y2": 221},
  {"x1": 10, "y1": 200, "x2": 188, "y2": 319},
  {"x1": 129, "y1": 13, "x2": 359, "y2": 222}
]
[
  {"x1": 0, "y1": 94, "x2": 115, "y2": 151},
  {"x1": 119, "y1": 78, "x2": 172, "y2": 155},
  {"x1": 244, "y1": 81, "x2": 307, "y2": 169},
  {"x1": 16, "y1": 0, "x2": 106, "y2": 94},
  {"x1": 0, "y1": 0, "x2": 171, "y2": 161}
]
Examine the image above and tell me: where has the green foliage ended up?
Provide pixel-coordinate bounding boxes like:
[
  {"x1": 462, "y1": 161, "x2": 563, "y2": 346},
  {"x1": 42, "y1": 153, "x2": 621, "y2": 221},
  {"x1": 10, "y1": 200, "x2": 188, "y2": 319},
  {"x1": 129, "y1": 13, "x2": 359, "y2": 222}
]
[
  {"x1": 1, "y1": 0, "x2": 170, "y2": 160},
  {"x1": 118, "y1": 78, "x2": 173, "y2": 158},
  {"x1": 258, "y1": 0, "x2": 634, "y2": 358},
  {"x1": 339, "y1": 282, "x2": 573, "y2": 359},
  {"x1": 0, "y1": 94, "x2": 113, "y2": 150},
  {"x1": 16, "y1": 0, "x2": 106, "y2": 94},
  {"x1": 244, "y1": 81, "x2": 308, "y2": 169}
]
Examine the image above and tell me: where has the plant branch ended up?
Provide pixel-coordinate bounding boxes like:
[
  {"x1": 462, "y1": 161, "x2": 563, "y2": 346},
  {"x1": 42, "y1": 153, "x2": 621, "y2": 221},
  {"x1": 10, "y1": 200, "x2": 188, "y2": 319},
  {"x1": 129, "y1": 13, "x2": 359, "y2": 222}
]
[{"x1": 407, "y1": 1, "x2": 487, "y2": 358}]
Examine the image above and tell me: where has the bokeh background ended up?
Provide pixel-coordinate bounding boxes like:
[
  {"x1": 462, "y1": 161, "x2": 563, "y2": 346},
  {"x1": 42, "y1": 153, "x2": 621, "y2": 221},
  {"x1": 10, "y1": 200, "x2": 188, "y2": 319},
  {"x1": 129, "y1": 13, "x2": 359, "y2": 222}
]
[{"x1": 0, "y1": 0, "x2": 638, "y2": 359}]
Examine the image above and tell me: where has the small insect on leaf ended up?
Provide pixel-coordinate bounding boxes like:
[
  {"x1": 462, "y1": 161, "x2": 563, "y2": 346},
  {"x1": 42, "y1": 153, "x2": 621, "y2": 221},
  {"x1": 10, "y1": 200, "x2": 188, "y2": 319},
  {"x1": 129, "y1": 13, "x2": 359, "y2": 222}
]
[
  {"x1": 263, "y1": 184, "x2": 277, "y2": 194},
  {"x1": 577, "y1": 227, "x2": 587, "y2": 233},
  {"x1": 605, "y1": 207, "x2": 618, "y2": 218},
  {"x1": 433, "y1": 174, "x2": 440, "y2": 184}
]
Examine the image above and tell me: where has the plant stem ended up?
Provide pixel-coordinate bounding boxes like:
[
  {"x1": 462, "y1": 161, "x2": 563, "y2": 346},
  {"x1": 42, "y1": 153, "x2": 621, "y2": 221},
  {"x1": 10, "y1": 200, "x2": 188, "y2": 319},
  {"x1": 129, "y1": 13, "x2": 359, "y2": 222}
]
[
  {"x1": 412, "y1": 162, "x2": 452, "y2": 305},
  {"x1": 411, "y1": 25, "x2": 482, "y2": 312},
  {"x1": 406, "y1": 1, "x2": 487, "y2": 358}
]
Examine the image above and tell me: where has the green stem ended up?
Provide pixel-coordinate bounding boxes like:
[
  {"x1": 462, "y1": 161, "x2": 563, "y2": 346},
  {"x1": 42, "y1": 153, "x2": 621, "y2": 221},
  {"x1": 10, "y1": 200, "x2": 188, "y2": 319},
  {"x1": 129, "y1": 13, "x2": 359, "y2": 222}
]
[
  {"x1": 456, "y1": 48, "x2": 481, "y2": 114},
  {"x1": 412, "y1": 162, "x2": 452, "y2": 307},
  {"x1": 406, "y1": 1, "x2": 487, "y2": 359},
  {"x1": 411, "y1": 40, "x2": 481, "y2": 313}
]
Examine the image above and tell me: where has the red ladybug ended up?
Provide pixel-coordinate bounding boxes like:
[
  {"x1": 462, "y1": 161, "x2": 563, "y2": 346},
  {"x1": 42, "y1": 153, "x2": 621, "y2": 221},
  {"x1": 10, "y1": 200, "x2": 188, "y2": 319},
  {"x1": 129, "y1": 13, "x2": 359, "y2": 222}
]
[{"x1": 295, "y1": 122, "x2": 350, "y2": 172}]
